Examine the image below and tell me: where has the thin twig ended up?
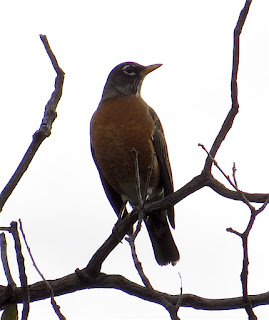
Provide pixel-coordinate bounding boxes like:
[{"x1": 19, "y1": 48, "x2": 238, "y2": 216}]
[
  {"x1": 129, "y1": 211, "x2": 143, "y2": 241},
  {"x1": 199, "y1": 143, "x2": 255, "y2": 211},
  {"x1": 0, "y1": 233, "x2": 18, "y2": 319},
  {"x1": 18, "y1": 219, "x2": 66, "y2": 320},
  {"x1": 226, "y1": 227, "x2": 242, "y2": 237},
  {"x1": 0, "y1": 233, "x2": 16, "y2": 288},
  {"x1": 9, "y1": 221, "x2": 30, "y2": 320},
  {"x1": 125, "y1": 236, "x2": 153, "y2": 289},
  {"x1": 200, "y1": 142, "x2": 266, "y2": 320},
  {"x1": 0, "y1": 35, "x2": 65, "y2": 212},
  {"x1": 232, "y1": 162, "x2": 238, "y2": 189},
  {"x1": 203, "y1": 0, "x2": 252, "y2": 173},
  {"x1": 175, "y1": 272, "x2": 183, "y2": 310},
  {"x1": 226, "y1": 181, "x2": 268, "y2": 320},
  {"x1": 255, "y1": 197, "x2": 269, "y2": 215}
]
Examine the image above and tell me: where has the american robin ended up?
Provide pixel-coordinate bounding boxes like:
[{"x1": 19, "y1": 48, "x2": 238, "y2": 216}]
[{"x1": 90, "y1": 62, "x2": 179, "y2": 265}]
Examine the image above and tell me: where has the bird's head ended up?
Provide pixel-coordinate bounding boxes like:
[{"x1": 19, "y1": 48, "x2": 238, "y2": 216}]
[{"x1": 101, "y1": 62, "x2": 162, "y2": 101}]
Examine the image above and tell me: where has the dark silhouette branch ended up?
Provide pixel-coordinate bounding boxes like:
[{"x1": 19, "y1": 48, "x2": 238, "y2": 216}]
[
  {"x1": 1, "y1": 272, "x2": 269, "y2": 312},
  {"x1": 0, "y1": 35, "x2": 65, "y2": 212},
  {"x1": 0, "y1": 34, "x2": 65, "y2": 319},
  {"x1": 9, "y1": 222, "x2": 29, "y2": 319},
  {"x1": 19, "y1": 219, "x2": 66, "y2": 320},
  {"x1": 126, "y1": 229, "x2": 180, "y2": 320},
  {"x1": 227, "y1": 188, "x2": 269, "y2": 320},
  {"x1": 0, "y1": 233, "x2": 16, "y2": 289},
  {"x1": 203, "y1": 0, "x2": 252, "y2": 172},
  {"x1": 144, "y1": 172, "x2": 209, "y2": 214},
  {"x1": 142, "y1": 172, "x2": 269, "y2": 216},
  {"x1": 200, "y1": 144, "x2": 264, "y2": 319},
  {"x1": 85, "y1": 209, "x2": 139, "y2": 274},
  {"x1": 206, "y1": 177, "x2": 269, "y2": 203}
]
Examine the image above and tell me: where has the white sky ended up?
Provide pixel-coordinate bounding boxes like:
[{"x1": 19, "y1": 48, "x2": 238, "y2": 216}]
[{"x1": 0, "y1": 0, "x2": 269, "y2": 319}]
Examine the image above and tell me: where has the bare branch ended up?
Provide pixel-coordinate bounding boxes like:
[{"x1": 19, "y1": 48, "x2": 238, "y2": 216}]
[
  {"x1": 125, "y1": 236, "x2": 153, "y2": 289},
  {"x1": 1, "y1": 271, "x2": 269, "y2": 312},
  {"x1": 227, "y1": 193, "x2": 269, "y2": 320},
  {"x1": 206, "y1": 177, "x2": 269, "y2": 203},
  {"x1": 9, "y1": 222, "x2": 29, "y2": 320},
  {"x1": 0, "y1": 233, "x2": 16, "y2": 288},
  {"x1": 203, "y1": 0, "x2": 252, "y2": 172},
  {"x1": 18, "y1": 220, "x2": 66, "y2": 320},
  {"x1": 199, "y1": 143, "x2": 255, "y2": 211},
  {"x1": 226, "y1": 227, "x2": 242, "y2": 237},
  {"x1": 0, "y1": 35, "x2": 65, "y2": 212},
  {"x1": 141, "y1": 166, "x2": 269, "y2": 218},
  {"x1": 200, "y1": 141, "x2": 259, "y2": 318}
]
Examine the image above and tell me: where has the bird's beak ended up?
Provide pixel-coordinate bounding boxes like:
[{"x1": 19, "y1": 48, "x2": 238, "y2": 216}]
[{"x1": 140, "y1": 64, "x2": 162, "y2": 77}]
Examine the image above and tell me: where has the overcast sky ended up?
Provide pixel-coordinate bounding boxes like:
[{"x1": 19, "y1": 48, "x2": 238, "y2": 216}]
[{"x1": 0, "y1": 0, "x2": 269, "y2": 319}]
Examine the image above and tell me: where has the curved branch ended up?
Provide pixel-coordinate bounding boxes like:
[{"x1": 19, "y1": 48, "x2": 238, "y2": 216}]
[
  {"x1": 207, "y1": 176, "x2": 268, "y2": 203},
  {"x1": 86, "y1": 209, "x2": 139, "y2": 274},
  {"x1": 143, "y1": 173, "x2": 269, "y2": 215},
  {"x1": 9, "y1": 222, "x2": 29, "y2": 319},
  {"x1": 144, "y1": 172, "x2": 208, "y2": 213},
  {"x1": 1, "y1": 272, "x2": 269, "y2": 312},
  {"x1": 0, "y1": 35, "x2": 65, "y2": 212},
  {"x1": 203, "y1": 0, "x2": 252, "y2": 172}
]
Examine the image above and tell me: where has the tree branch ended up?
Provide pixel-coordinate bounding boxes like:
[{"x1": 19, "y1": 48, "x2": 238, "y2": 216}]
[
  {"x1": 9, "y1": 222, "x2": 29, "y2": 319},
  {"x1": 19, "y1": 219, "x2": 66, "y2": 320},
  {"x1": 1, "y1": 272, "x2": 269, "y2": 312},
  {"x1": 0, "y1": 233, "x2": 16, "y2": 289},
  {"x1": 203, "y1": 0, "x2": 252, "y2": 172},
  {"x1": 85, "y1": 209, "x2": 139, "y2": 274},
  {"x1": 0, "y1": 35, "x2": 65, "y2": 212},
  {"x1": 142, "y1": 171, "x2": 269, "y2": 216}
]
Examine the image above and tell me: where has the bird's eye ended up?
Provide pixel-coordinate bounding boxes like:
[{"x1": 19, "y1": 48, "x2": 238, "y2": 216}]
[{"x1": 122, "y1": 65, "x2": 136, "y2": 76}]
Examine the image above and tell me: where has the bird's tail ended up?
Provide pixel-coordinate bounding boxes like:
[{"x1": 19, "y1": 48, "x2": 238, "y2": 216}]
[{"x1": 144, "y1": 211, "x2": 179, "y2": 265}]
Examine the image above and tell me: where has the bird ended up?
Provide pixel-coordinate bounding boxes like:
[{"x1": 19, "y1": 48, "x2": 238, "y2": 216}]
[{"x1": 90, "y1": 62, "x2": 179, "y2": 265}]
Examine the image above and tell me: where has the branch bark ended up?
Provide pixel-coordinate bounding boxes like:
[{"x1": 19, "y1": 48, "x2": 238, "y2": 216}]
[
  {"x1": 0, "y1": 35, "x2": 65, "y2": 212},
  {"x1": 1, "y1": 272, "x2": 269, "y2": 312}
]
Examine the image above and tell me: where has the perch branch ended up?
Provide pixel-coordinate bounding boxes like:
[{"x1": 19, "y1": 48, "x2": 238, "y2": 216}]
[{"x1": 1, "y1": 272, "x2": 269, "y2": 312}]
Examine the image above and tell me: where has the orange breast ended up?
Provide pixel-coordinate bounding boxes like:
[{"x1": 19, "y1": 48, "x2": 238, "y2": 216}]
[{"x1": 90, "y1": 95, "x2": 160, "y2": 205}]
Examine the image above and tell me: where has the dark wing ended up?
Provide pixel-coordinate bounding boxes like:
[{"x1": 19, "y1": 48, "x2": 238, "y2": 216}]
[
  {"x1": 91, "y1": 142, "x2": 126, "y2": 217},
  {"x1": 148, "y1": 107, "x2": 175, "y2": 228}
]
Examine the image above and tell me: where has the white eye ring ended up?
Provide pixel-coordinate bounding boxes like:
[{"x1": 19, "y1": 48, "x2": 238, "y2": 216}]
[{"x1": 122, "y1": 65, "x2": 136, "y2": 76}]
